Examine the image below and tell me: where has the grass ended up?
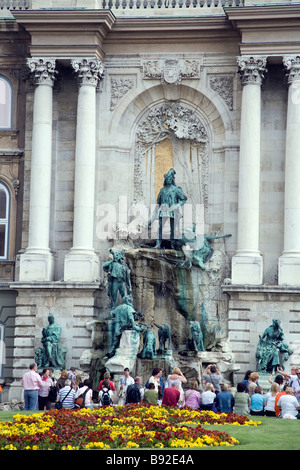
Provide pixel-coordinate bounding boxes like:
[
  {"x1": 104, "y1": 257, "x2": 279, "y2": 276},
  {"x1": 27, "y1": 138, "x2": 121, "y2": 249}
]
[
  {"x1": 0, "y1": 411, "x2": 299, "y2": 450},
  {"x1": 202, "y1": 416, "x2": 300, "y2": 450}
]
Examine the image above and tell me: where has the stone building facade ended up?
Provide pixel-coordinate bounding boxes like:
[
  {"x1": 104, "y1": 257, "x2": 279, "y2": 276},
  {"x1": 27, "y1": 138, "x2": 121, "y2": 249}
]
[{"x1": 0, "y1": 0, "x2": 300, "y2": 399}]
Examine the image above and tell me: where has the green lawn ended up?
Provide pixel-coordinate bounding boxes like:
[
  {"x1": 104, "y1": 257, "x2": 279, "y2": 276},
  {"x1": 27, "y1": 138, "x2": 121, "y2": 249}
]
[
  {"x1": 0, "y1": 411, "x2": 299, "y2": 450},
  {"x1": 201, "y1": 416, "x2": 300, "y2": 450}
]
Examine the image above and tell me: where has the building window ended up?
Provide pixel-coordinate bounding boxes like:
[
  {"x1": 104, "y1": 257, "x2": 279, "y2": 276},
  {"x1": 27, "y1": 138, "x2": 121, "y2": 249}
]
[
  {"x1": 0, "y1": 183, "x2": 10, "y2": 260},
  {"x1": 0, "y1": 76, "x2": 12, "y2": 130}
]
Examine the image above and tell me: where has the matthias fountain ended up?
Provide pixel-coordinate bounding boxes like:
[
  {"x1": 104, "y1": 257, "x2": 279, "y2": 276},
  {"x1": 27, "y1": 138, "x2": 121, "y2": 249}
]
[{"x1": 84, "y1": 168, "x2": 240, "y2": 393}]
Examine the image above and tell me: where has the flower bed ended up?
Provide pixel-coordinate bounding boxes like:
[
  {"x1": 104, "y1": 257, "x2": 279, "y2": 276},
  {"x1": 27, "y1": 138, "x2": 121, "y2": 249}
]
[{"x1": 0, "y1": 404, "x2": 261, "y2": 450}]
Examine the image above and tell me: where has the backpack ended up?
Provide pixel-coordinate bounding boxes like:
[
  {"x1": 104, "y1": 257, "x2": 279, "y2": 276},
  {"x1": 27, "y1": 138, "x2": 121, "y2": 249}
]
[
  {"x1": 48, "y1": 385, "x2": 57, "y2": 403},
  {"x1": 74, "y1": 387, "x2": 90, "y2": 409},
  {"x1": 101, "y1": 389, "x2": 112, "y2": 406},
  {"x1": 126, "y1": 384, "x2": 141, "y2": 404}
]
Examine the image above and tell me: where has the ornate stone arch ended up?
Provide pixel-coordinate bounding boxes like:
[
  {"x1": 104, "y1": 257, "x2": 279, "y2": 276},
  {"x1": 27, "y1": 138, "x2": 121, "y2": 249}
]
[{"x1": 133, "y1": 101, "x2": 210, "y2": 214}]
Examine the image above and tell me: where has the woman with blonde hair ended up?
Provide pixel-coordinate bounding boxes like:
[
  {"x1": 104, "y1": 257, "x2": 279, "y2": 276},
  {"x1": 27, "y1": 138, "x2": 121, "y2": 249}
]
[
  {"x1": 200, "y1": 382, "x2": 217, "y2": 412},
  {"x1": 184, "y1": 380, "x2": 201, "y2": 410},
  {"x1": 264, "y1": 382, "x2": 280, "y2": 417},
  {"x1": 248, "y1": 372, "x2": 259, "y2": 396},
  {"x1": 166, "y1": 367, "x2": 187, "y2": 407}
]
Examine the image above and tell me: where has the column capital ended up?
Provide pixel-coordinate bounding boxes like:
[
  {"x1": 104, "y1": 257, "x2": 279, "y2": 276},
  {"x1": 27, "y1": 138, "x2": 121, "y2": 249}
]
[
  {"x1": 71, "y1": 58, "x2": 105, "y2": 87},
  {"x1": 27, "y1": 58, "x2": 57, "y2": 86},
  {"x1": 283, "y1": 55, "x2": 300, "y2": 85},
  {"x1": 237, "y1": 55, "x2": 267, "y2": 86}
]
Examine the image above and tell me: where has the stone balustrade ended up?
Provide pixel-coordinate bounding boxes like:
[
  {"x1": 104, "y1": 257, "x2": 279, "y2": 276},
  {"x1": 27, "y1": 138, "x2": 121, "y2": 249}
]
[{"x1": 0, "y1": 0, "x2": 297, "y2": 17}]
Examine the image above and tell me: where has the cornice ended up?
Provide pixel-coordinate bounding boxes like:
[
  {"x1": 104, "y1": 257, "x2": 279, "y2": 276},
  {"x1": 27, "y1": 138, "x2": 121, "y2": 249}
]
[
  {"x1": 12, "y1": 9, "x2": 116, "y2": 34},
  {"x1": 12, "y1": 9, "x2": 116, "y2": 23},
  {"x1": 225, "y1": 5, "x2": 300, "y2": 21},
  {"x1": 12, "y1": 10, "x2": 116, "y2": 59}
]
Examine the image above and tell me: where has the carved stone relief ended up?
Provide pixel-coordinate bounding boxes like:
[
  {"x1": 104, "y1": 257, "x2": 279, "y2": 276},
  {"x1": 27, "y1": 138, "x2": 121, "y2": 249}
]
[
  {"x1": 237, "y1": 55, "x2": 267, "y2": 86},
  {"x1": 134, "y1": 102, "x2": 209, "y2": 208},
  {"x1": 143, "y1": 59, "x2": 200, "y2": 84},
  {"x1": 27, "y1": 58, "x2": 57, "y2": 87},
  {"x1": 110, "y1": 77, "x2": 134, "y2": 110},
  {"x1": 283, "y1": 55, "x2": 300, "y2": 84},
  {"x1": 209, "y1": 75, "x2": 234, "y2": 111}
]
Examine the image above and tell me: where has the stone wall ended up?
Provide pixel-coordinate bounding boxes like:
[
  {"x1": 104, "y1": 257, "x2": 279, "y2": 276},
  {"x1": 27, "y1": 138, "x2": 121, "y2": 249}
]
[
  {"x1": 8, "y1": 283, "x2": 102, "y2": 400},
  {"x1": 225, "y1": 286, "x2": 300, "y2": 384}
]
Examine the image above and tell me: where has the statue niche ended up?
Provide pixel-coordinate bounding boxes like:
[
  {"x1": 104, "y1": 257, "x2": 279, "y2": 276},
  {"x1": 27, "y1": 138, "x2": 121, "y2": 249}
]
[{"x1": 134, "y1": 102, "x2": 209, "y2": 210}]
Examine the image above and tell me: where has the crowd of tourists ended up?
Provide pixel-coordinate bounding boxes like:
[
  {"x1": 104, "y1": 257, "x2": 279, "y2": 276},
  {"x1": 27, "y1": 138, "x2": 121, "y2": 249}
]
[{"x1": 20, "y1": 362, "x2": 300, "y2": 419}]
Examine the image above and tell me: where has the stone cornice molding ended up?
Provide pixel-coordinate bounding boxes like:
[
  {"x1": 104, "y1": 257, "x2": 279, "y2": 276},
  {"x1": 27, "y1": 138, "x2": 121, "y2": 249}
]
[
  {"x1": 27, "y1": 57, "x2": 57, "y2": 86},
  {"x1": 71, "y1": 58, "x2": 104, "y2": 87},
  {"x1": 12, "y1": 10, "x2": 115, "y2": 60},
  {"x1": 237, "y1": 55, "x2": 267, "y2": 86},
  {"x1": 283, "y1": 55, "x2": 300, "y2": 85}
]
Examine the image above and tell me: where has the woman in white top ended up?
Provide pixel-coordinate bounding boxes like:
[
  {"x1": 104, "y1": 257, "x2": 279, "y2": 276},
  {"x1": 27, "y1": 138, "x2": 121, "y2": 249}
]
[
  {"x1": 75, "y1": 379, "x2": 93, "y2": 408},
  {"x1": 200, "y1": 383, "x2": 217, "y2": 412},
  {"x1": 166, "y1": 367, "x2": 187, "y2": 407},
  {"x1": 264, "y1": 382, "x2": 280, "y2": 417}
]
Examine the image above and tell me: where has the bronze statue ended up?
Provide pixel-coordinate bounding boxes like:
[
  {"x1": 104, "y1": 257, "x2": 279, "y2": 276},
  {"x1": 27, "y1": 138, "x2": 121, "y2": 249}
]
[
  {"x1": 155, "y1": 322, "x2": 171, "y2": 353},
  {"x1": 107, "y1": 296, "x2": 146, "y2": 357},
  {"x1": 256, "y1": 319, "x2": 293, "y2": 373},
  {"x1": 191, "y1": 233, "x2": 232, "y2": 270},
  {"x1": 35, "y1": 313, "x2": 67, "y2": 369},
  {"x1": 148, "y1": 168, "x2": 187, "y2": 249},
  {"x1": 103, "y1": 249, "x2": 132, "y2": 308},
  {"x1": 189, "y1": 321, "x2": 204, "y2": 352},
  {"x1": 141, "y1": 327, "x2": 157, "y2": 359}
]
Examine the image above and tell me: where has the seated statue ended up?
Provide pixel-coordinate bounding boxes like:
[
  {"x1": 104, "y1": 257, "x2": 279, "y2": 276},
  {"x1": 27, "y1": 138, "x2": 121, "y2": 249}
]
[
  {"x1": 256, "y1": 319, "x2": 293, "y2": 373},
  {"x1": 35, "y1": 313, "x2": 67, "y2": 369},
  {"x1": 108, "y1": 296, "x2": 146, "y2": 357}
]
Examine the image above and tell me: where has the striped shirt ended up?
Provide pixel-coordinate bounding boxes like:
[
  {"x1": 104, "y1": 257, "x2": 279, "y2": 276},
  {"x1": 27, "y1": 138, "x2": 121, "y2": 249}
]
[{"x1": 58, "y1": 385, "x2": 75, "y2": 409}]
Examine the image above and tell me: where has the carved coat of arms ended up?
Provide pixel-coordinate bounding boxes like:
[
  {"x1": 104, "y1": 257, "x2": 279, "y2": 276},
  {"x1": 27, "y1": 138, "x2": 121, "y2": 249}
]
[{"x1": 162, "y1": 60, "x2": 181, "y2": 84}]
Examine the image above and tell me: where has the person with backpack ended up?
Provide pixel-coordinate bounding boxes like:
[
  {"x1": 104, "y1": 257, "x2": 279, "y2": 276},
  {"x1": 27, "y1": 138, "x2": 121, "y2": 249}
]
[
  {"x1": 99, "y1": 380, "x2": 113, "y2": 407},
  {"x1": 75, "y1": 379, "x2": 93, "y2": 409},
  {"x1": 126, "y1": 377, "x2": 144, "y2": 404}
]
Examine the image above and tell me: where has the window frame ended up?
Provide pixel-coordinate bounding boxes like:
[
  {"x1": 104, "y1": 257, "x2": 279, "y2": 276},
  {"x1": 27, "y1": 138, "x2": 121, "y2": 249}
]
[
  {"x1": 0, "y1": 75, "x2": 13, "y2": 131},
  {"x1": 0, "y1": 182, "x2": 10, "y2": 261}
]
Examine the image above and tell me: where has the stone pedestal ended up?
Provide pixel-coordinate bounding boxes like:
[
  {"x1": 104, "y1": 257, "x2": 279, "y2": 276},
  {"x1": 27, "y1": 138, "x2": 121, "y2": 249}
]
[
  {"x1": 105, "y1": 329, "x2": 140, "y2": 378},
  {"x1": 64, "y1": 249, "x2": 100, "y2": 282},
  {"x1": 19, "y1": 250, "x2": 54, "y2": 283},
  {"x1": 231, "y1": 254, "x2": 263, "y2": 285}
]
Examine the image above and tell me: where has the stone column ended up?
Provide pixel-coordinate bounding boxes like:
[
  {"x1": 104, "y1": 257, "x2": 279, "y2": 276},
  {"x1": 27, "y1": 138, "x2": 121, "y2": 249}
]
[
  {"x1": 231, "y1": 56, "x2": 267, "y2": 285},
  {"x1": 64, "y1": 58, "x2": 104, "y2": 282},
  {"x1": 278, "y1": 55, "x2": 300, "y2": 285},
  {"x1": 19, "y1": 58, "x2": 57, "y2": 281}
]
